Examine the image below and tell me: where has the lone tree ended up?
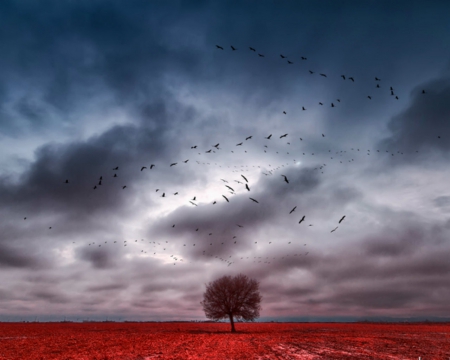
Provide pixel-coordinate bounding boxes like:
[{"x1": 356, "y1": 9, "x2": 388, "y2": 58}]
[{"x1": 200, "y1": 273, "x2": 262, "y2": 332}]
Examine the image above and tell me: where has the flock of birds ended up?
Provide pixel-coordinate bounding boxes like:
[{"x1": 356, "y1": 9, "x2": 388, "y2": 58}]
[{"x1": 19, "y1": 43, "x2": 434, "y2": 268}]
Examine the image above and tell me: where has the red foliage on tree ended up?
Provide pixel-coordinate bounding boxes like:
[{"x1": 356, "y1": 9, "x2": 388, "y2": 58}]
[{"x1": 200, "y1": 273, "x2": 262, "y2": 332}]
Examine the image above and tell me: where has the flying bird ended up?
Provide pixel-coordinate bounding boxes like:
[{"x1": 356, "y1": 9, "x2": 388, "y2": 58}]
[
  {"x1": 122, "y1": 186, "x2": 126, "y2": 189},
  {"x1": 280, "y1": 134, "x2": 288, "y2": 138},
  {"x1": 299, "y1": 216, "x2": 305, "y2": 224},
  {"x1": 150, "y1": 164, "x2": 155, "y2": 169},
  {"x1": 265, "y1": 134, "x2": 272, "y2": 139},
  {"x1": 320, "y1": 73, "x2": 327, "y2": 77},
  {"x1": 280, "y1": 54, "x2": 286, "y2": 58},
  {"x1": 301, "y1": 56, "x2": 307, "y2": 60},
  {"x1": 113, "y1": 166, "x2": 119, "y2": 170},
  {"x1": 287, "y1": 60, "x2": 293, "y2": 64},
  {"x1": 309, "y1": 70, "x2": 314, "y2": 74},
  {"x1": 141, "y1": 167, "x2": 147, "y2": 171},
  {"x1": 65, "y1": 179, "x2": 69, "y2": 184},
  {"x1": 222, "y1": 195, "x2": 229, "y2": 202},
  {"x1": 249, "y1": 47, "x2": 256, "y2": 51},
  {"x1": 341, "y1": 75, "x2": 346, "y2": 80},
  {"x1": 230, "y1": 45, "x2": 237, "y2": 50},
  {"x1": 289, "y1": 206, "x2": 297, "y2": 214},
  {"x1": 216, "y1": 45, "x2": 223, "y2": 50},
  {"x1": 339, "y1": 215, "x2": 346, "y2": 224},
  {"x1": 281, "y1": 175, "x2": 289, "y2": 183},
  {"x1": 245, "y1": 184, "x2": 250, "y2": 191},
  {"x1": 331, "y1": 227, "x2": 338, "y2": 233},
  {"x1": 236, "y1": 142, "x2": 243, "y2": 146},
  {"x1": 249, "y1": 198, "x2": 259, "y2": 203},
  {"x1": 225, "y1": 185, "x2": 234, "y2": 191},
  {"x1": 245, "y1": 136, "x2": 252, "y2": 140},
  {"x1": 258, "y1": 53, "x2": 264, "y2": 57},
  {"x1": 349, "y1": 77, "x2": 355, "y2": 82},
  {"x1": 189, "y1": 201, "x2": 198, "y2": 206},
  {"x1": 170, "y1": 163, "x2": 177, "y2": 167},
  {"x1": 241, "y1": 175, "x2": 248, "y2": 182}
]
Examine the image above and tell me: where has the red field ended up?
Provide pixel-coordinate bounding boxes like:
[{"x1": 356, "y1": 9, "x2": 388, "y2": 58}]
[{"x1": 0, "y1": 322, "x2": 449, "y2": 360}]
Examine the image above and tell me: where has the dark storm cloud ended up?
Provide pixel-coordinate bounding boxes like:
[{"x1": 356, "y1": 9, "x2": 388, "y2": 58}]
[
  {"x1": 77, "y1": 246, "x2": 119, "y2": 269},
  {"x1": 0, "y1": 98, "x2": 200, "y2": 220},
  {"x1": 0, "y1": 242, "x2": 48, "y2": 269},
  {"x1": 378, "y1": 77, "x2": 450, "y2": 156}
]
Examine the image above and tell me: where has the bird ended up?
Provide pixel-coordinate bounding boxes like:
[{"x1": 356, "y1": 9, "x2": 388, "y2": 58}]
[
  {"x1": 237, "y1": 224, "x2": 243, "y2": 228},
  {"x1": 283, "y1": 111, "x2": 286, "y2": 114},
  {"x1": 265, "y1": 134, "x2": 272, "y2": 139},
  {"x1": 367, "y1": 96, "x2": 372, "y2": 99},
  {"x1": 341, "y1": 75, "x2": 346, "y2": 80},
  {"x1": 322, "y1": 134, "x2": 325, "y2": 137},
  {"x1": 301, "y1": 56, "x2": 307, "y2": 60},
  {"x1": 113, "y1": 166, "x2": 119, "y2": 170},
  {"x1": 331, "y1": 227, "x2": 338, "y2": 233},
  {"x1": 287, "y1": 60, "x2": 293, "y2": 64},
  {"x1": 320, "y1": 73, "x2": 327, "y2": 77},
  {"x1": 205, "y1": 149, "x2": 211, "y2": 153},
  {"x1": 422, "y1": 89, "x2": 426, "y2": 94},
  {"x1": 331, "y1": 103, "x2": 335, "y2": 107},
  {"x1": 192, "y1": 196, "x2": 196, "y2": 201},
  {"x1": 225, "y1": 185, "x2": 234, "y2": 192},
  {"x1": 170, "y1": 163, "x2": 177, "y2": 167},
  {"x1": 258, "y1": 53, "x2": 264, "y2": 57},
  {"x1": 299, "y1": 216, "x2": 305, "y2": 224},
  {"x1": 302, "y1": 106, "x2": 306, "y2": 110},
  {"x1": 280, "y1": 54, "x2": 286, "y2": 58},
  {"x1": 280, "y1": 134, "x2": 288, "y2": 138},
  {"x1": 150, "y1": 164, "x2": 155, "y2": 169},
  {"x1": 349, "y1": 77, "x2": 355, "y2": 82},
  {"x1": 241, "y1": 175, "x2": 248, "y2": 183},
  {"x1": 189, "y1": 201, "x2": 197, "y2": 206},
  {"x1": 289, "y1": 206, "x2": 297, "y2": 214},
  {"x1": 281, "y1": 175, "x2": 289, "y2": 183},
  {"x1": 216, "y1": 45, "x2": 223, "y2": 50},
  {"x1": 249, "y1": 47, "x2": 256, "y2": 51},
  {"x1": 191, "y1": 145, "x2": 197, "y2": 149},
  {"x1": 65, "y1": 179, "x2": 69, "y2": 184},
  {"x1": 245, "y1": 184, "x2": 250, "y2": 191},
  {"x1": 122, "y1": 186, "x2": 127, "y2": 189},
  {"x1": 113, "y1": 174, "x2": 117, "y2": 177},
  {"x1": 245, "y1": 136, "x2": 252, "y2": 140},
  {"x1": 309, "y1": 70, "x2": 314, "y2": 74},
  {"x1": 236, "y1": 142, "x2": 243, "y2": 146},
  {"x1": 222, "y1": 195, "x2": 229, "y2": 202},
  {"x1": 230, "y1": 45, "x2": 237, "y2": 50},
  {"x1": 213, "y1": 143, "x2": 219, "y2": 148},
  {"x1": 249, "y1": 198, "x2": 259, "y2": 203},
  {"x1": 141, "y1": 167, "x2": 147, "y2": 171},
  {"x1": 339, "y1": 215, "x2": 346, "y2": 224},
  {"x1": 161, "y1": 193, "x2": 165, "y2": 197},
  {"x1": 375, "y1": 77, "x2": 381, "y2": 81}
]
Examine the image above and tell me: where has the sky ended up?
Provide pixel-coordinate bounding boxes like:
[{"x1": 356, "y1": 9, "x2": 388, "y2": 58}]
[{"x1": 1, "y1": 0, "x2": 450, "y2": 322}]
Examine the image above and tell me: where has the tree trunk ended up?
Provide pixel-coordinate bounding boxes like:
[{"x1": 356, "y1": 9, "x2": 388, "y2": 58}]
[{"x1": 229, "y1": 313, "x2": 236, "y2": 332}]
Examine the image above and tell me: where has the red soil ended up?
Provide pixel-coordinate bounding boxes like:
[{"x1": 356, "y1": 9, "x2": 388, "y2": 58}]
[{"x1": 0, "y1": 322, "x2": 449, "y2": 360}]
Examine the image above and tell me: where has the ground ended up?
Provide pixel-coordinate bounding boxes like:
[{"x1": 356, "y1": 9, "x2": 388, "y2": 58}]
[{"x1": 0, "y1": 322, "x2": 449, "y2": 359}]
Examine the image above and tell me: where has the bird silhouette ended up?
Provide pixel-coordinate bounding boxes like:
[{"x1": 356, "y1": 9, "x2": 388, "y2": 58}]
[
  {"x1": 246, "y1": 136, "x2": 252, "y2": 140},
  {"x1": 289, "y1": 206, "x2": 297, "y2": 214},
  {"x1": 349, "y1": 77, "x2": 355, "y2": 82},
  {"x1": 301, "y1": 56, "x2": 307, "y2": 60},
  {"x1": 280, "y1": 54, "x2": 286, "y2": 58},
  {"x1": 331, "y1": 227, "x2": 338, "y2": 233},
  {"x1": 122, "y1": 186, "x2": 126, "y2": 189},
  {"x1": 222, "y1": 195, "x2": 229, "y2": 202},
  {"x1": 249, "y1": 198, "x2": 259, "y2": 203},
  {"x1": 375, "y1": 77, "x2": 381, "y2": 81},
  {"x1": 258, "y1": 53, "x2": 264, "y2": 57},
  {"x1": 320, "y1": 73, "x2": 327, "y2": 77},
  {"x1": 249, "y1": 47, "x2": 256, "y2": 51},
  {"x1": 65, "y1": 179, "x2": 69, "y2": 184},
  {"x1": 287, "y1": 60, "x2": 293, "y2": 64},
  {"x1": 113, "y1": 166, "x2": 119, "y2": 170},
  {"x1": 299, "y1": 216, "x2": 305, "y2": 224},
  {"x1": 170, "y1": 163, "x2": 177, "y2": 167},
  {"x1": 309, "y1": 70, "x2": 314, "y2": 74},
  {"x1": 231, "y1": 45, "x2": 237, "y2": 50},
  {"x1": 150, "y1": 164, "x2": 155, "y2": 169},
  {"x1": 216, "y1": 45, "x2": 223, "y2": 50},
  {"x1": 341, "y1": 75, "x2": 346, "y2": 80},
  {"x1": 280, "y1": 134, "x2": 288, "y2": 138},
  {"x1": 141, "y1": 167, "x2": 147, "y2": 171},
  {"x1": 245, "y1": 184, "x2": 250, "y2": 191},
  {"x1": 265, "y1": 134, "x2": 272, "y2": 139},
  {"x1": 236, "y1": 142, "x2": 243, "y2": 146},
  {"x1": 339, "y1": 215, "x2": 346, "y2": 224},
  {"x1": 241, "y1": 175, "x2": 248, "y2": 182},
  {"x1": 281, "y1": 175, "x2": 289, "y2": 183}
]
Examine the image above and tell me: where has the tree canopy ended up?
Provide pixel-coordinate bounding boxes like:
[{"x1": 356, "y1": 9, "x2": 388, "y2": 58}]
[{"x1": 200, "y1": 273, "x2": 262, "y2": 332}]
